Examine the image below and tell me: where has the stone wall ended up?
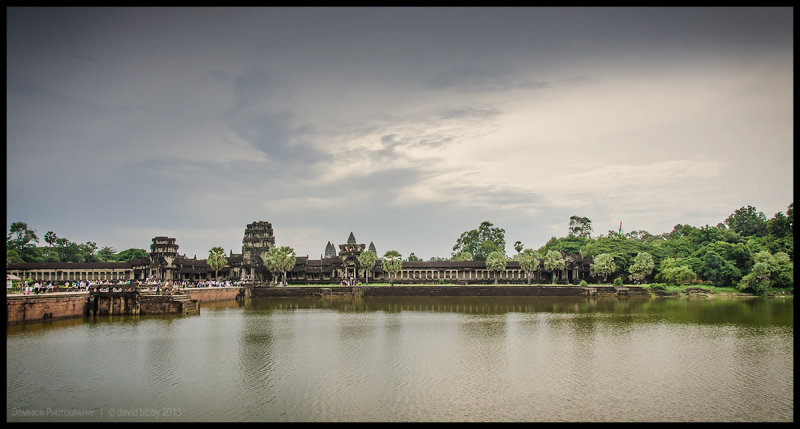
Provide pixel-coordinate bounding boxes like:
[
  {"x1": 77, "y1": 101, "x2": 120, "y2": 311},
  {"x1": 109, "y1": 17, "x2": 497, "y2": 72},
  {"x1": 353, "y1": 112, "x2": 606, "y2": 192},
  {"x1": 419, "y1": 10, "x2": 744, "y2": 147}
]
[
  {"x1": 139, "y1": 296, "x2": 198, "y2": 315},
  {"x1": 250, "y1": 285, "x2": 650, "y2": 298},
  {"x1": 183, "y1": 287, "x2": 243, "y2": 303},
  {"x1": 7, "y1": 294, "x2": 89, "y2": 324}
]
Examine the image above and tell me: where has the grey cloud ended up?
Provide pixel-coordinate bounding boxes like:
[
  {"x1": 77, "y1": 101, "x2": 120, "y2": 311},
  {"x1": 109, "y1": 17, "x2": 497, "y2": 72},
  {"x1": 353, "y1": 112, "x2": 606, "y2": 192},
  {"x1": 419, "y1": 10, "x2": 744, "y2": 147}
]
[{"x1": 440, "y1": 107, "x2": 502, "y2": 120}]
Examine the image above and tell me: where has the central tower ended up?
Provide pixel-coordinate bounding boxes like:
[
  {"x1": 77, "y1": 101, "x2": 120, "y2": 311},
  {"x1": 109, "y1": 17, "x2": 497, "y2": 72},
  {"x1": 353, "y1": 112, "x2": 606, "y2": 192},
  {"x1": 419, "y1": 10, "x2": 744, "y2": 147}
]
[
  {"x1": 242, "y1": 221, "x2": 276, "y2": 280},
  {"x1": 338, "y1": 232, "x2": 365, "y2": 278}
]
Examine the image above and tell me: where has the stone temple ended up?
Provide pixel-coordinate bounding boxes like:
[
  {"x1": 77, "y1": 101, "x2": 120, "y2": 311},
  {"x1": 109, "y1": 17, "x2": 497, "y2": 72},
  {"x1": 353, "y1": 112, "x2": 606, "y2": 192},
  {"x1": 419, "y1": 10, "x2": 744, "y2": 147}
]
[{"x1": 7, "y1": 221, "x2": 592, "y2": 285}]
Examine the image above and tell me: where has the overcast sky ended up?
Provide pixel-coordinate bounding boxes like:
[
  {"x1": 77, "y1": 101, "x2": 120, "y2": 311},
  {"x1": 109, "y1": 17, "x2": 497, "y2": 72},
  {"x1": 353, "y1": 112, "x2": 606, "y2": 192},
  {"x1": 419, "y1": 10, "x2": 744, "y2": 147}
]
[{"x1": 6, "y1": 7, "x2": 794, "y2": 260}]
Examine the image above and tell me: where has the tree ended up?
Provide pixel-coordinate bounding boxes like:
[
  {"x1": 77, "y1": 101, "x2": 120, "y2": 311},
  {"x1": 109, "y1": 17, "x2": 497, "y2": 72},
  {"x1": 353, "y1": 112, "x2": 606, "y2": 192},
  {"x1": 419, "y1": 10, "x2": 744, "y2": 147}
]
[
  {"x1": 263, "y1": 246, "x2": 297, "y2": 286},
  {"x1": 44, "y1": 231, "x2": 58, "y2": 247},
  {"x1": 737, "y1": 258, "x2": 772, "y2": 295},
  {"x1": 273, "y1": 246, "x2": 297, "y2": 286},
  {"x1": 7, "y1": 222, "x2": 39, "y2": 251},
  {"x1": 261, "y1": 248, "x2": 280, "y2": 285},
  {"x1": 207, "y1": 246, "x2": 228, "y2": 282},
  {"x1": 7, "y1": 248, "x2": 24, "y2": 265},
  {"x1": 358, "y1": 250, "x2": 377, "y2": 285},
  {"x1": 590, "y1": 253, "x2": 616, "y2": 284},
  {"x1": 79, "y1": 241, "x2": 98, "y2": 262},
  {"x1": 767, "y1": 211, "x2": 791, "y2": 238},
  {"x1": 452, "y1": 221, "x2": 506, "y2": 261},
  {"x1": 96, "y1": 246, "x2": 117, "y2": 262},
  {"x1": 518, "y1": 249, "x2": 540, "y2": 285},
  {"x1": 514, "y1": 241, "x2": 524, "y2": 255},
  {"x1": 568, "y1": 216, "x2": 593, "y2": 239},
  {"x1": 451, "y1": 251, "x2": 473, "y2": 261},
  {"x1": 382, "y1": 250, "x2": 403, "y2": 286},
  {"x1": 44, "y1": 231, "x2": 58, "y2": 259},
  {"x1": 658, "y1": 258, "x2": 697, "y2": 285},
  {"x1": 116, "y1": 248, "x2": 150, "y2": 262},
  {"x1": 485, "y1": 251, "x2": 507, "y2": 284},
  {"x1": 725, "y1": 205, "x2": 767, "y2": 237},
  {"x1": 406, "y1": 252, "x2": 420, "y2": 262},
  {"x1": 738, "y1": 250, "x2": 793, "y2": 295},
  {"x1": 628, "y1": 252, "x2": 655, "y2": 284},
  {"x1": 543, "y1": 250, "x2": 565, "y2": 284},
  {"x1": 700, "y1": 251, "x2": 741, "y2": 287}
]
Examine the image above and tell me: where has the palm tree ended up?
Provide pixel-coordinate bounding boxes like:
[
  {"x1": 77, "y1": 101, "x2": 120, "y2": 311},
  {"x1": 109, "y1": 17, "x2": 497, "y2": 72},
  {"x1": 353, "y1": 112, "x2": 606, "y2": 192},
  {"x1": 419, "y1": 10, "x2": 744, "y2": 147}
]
[
  {"x1": 518, "y1": 249, "x2": 541, "y2": 285},
  {"x1": 207, "y1": 246, "x2": 228, "y2": 283},
  {"x1": 486, "y1": 251, "x2": 507, "y2": 284},
  {"x1": 543, "y1": 250, "x2": 565, "y2": 284},
  {"x1": 358, "y1": 250, "x2": 377, "y2": 285},
  {"x1": 382, "y1": 250, "x2": 403, "y2": 286},
  {"x1": 263, "y1": 246, "x2": 296, "y2": 286}
]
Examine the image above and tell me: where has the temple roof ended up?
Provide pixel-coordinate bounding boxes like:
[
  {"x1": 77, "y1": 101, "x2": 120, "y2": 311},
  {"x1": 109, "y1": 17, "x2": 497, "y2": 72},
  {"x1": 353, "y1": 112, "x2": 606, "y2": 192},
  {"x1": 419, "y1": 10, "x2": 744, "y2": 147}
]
[{"x1": 347, "y1": 232, "x2": 357, "y2": 244}]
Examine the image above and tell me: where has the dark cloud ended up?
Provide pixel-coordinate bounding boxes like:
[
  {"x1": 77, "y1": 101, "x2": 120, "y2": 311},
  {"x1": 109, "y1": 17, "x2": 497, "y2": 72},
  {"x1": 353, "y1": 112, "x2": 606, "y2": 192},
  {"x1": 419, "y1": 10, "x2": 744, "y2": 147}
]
[{"x1": 6, "y1": 7, "x2": 793, "y2": 259}]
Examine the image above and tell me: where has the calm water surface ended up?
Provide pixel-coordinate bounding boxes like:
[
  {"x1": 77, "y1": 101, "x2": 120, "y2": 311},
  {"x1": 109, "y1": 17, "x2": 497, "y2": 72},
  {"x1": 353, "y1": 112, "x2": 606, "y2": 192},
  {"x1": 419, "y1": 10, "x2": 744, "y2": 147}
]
[{"x1": 6, "y1": 295, "x2": 793, "y2": 422}]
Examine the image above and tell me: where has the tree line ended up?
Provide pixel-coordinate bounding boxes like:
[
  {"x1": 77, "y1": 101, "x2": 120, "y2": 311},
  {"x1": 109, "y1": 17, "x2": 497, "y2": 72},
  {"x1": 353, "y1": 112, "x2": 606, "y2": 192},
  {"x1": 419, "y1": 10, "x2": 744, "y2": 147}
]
[
  {"x1": 402, "y1": 204, "x2": 793, "y2": 294},
  {"x1": 8, "y1": 203, "x2": 793, "y2": 294},
  {"x1": 6, "y1": 224, "x2": 149, "y2": 264},
  {"x1": 527, "y1": 204, "x2": 793, "y2": 294}
]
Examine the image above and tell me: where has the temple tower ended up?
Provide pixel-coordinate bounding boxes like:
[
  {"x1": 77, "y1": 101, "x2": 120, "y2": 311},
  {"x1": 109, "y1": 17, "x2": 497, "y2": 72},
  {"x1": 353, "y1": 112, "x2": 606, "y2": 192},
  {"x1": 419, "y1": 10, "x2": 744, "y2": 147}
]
[
  {"x1": 339, "y1": 232, "x2": 365, "y2": 279},
  {"x1": 149, "y1": 236, "x2": 179, "y2": 281},
  {"x1": 324, "y1": 241, "x2": 337, "y2": 259},
  {"x1": 242, "y1": 221, "x2": 276, "y2": 281}
]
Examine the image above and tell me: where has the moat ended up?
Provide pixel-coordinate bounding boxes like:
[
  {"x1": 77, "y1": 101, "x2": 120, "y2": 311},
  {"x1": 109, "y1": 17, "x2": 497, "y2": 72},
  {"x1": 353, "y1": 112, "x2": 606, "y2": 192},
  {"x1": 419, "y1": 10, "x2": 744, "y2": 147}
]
[{"x1": 6, "y1": 295, "x2": 793, "y2": 422}]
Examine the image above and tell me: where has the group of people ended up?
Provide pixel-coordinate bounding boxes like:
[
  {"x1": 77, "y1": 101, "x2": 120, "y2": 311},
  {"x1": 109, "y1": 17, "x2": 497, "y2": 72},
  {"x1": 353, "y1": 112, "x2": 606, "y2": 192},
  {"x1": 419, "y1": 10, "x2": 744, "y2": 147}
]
[
  {"x1": 20, "y1": 282, "x2": 53, "y2": 295},
  {"x1": 13, "y1": 277, "x2": 260, "y2": 295},
  {"x1": 16, "y1": 280, "x2": 133, "y2": 294},
  {"x1": 339, "y1": 275, "x2": 359, "y2": 286}
]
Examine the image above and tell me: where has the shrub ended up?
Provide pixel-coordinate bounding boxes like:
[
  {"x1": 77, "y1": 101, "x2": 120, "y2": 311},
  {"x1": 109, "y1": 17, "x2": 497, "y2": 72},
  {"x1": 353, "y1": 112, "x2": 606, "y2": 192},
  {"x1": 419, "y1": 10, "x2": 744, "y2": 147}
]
[
  {"x1": 613, "y1": 277, "x2": 623, "y2": 286},
  {"x1": 580, "y1": 280, "x2": 589, "y2": 287}
]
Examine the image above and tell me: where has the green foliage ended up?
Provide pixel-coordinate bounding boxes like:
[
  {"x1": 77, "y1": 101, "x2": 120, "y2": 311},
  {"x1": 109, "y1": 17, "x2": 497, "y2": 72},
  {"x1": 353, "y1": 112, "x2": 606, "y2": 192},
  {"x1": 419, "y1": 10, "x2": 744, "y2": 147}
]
[
  {"x1": 725, "y1": 205, "x2": 768, "y2": 237},
  {"x1": 517, "y1": 249, "x2": 540, "y2": 285},
  {"x1": 207, "y1": 246, "x2": 228, "y2": 281},
  {"x1": 539, "y1": 236, "x2": 586, "y2": 255},
  {"x1": 7, "y1": 248, "x2": 24, "y2": 264},
  {"x1": 451, "y1": 251, "x2": 473, "y2": 261},
  {"x1": 613, "y1": 277, "x2": 623, "y2": 286},
  {"x1": 358, "y1": 250, "x2": 378, "y2": 285},
  {"x1": 406, "y1": 252, "x2": 420, "y2": 262},
  {"x1": 659, "y1": 263, "x2": 697, "y2": 285},
  {"x1": 116, "y1": 248, "x2": 150, "y2": 262},
  {"x1": 628, "y1": 252, "x2": 655, "y2": 284},
  {"x1": 580, "y1": 279, "x2": 589, "y2": 287},
  {"x1": 590, "y1": 253, "x2": 616, "y2": 283},
  {"x1": 7, "y1": 222, "x2": 39, "y2": 251},
  {"x1": 700, "y1": 250, "x2": 741, "y2": 287},
  {"x1": 96, "y1": 246, "x2": 117, "y2": 262},
  {"x1": 485, "y1": 251, "x2": 507, "y2": 284},
  {"x1": 582, "y1": 235, "x2": 649, "y2": 276},
  {"x1": 543, "y1": 250, "x2": 565, "y2": 283},
  {"x1": 452, "y1": 221, "x2": 506, "y2": 261},
  {"x1": 738, "y1": 250, "x2": 793, "y2": 295},
  {"x1": 568, "y1": 216, "x2": 593, "y2": 238},
  {"x1": 382, "y1": 250, "x2": 403, "y2": 286},
  {"x1": 262, "y1": 246, "x2": 296, "y2": 286}
]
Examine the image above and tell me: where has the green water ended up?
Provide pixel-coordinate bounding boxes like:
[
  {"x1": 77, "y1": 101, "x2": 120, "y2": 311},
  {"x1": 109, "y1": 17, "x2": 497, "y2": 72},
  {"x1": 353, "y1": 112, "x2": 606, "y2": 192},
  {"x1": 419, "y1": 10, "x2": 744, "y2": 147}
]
[{"x1": 6, "y1": 295, "x2": 793, "y2": 422}]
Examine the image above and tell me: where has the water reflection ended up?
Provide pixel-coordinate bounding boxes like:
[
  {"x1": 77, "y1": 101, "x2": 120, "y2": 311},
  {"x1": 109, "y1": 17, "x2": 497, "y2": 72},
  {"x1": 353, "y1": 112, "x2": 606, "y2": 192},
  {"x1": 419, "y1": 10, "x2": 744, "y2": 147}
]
[
  {"x1": 7, "y1": 296, "x2": 792, "y2": 422},
  {"x1": 240, "y1": 295, "x2": 793, "y2": 327}
]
